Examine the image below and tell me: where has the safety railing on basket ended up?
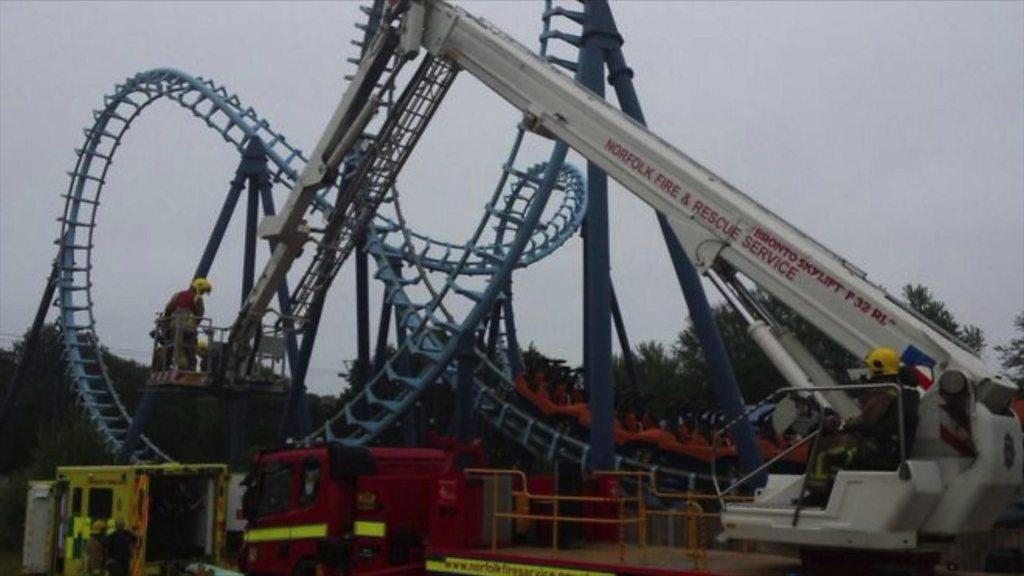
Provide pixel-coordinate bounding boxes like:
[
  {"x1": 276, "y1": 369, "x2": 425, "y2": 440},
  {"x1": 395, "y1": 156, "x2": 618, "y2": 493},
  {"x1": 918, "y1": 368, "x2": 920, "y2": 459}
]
[
  {"x1": 149, "y1": 314, "x2": 287, "y2": 390},
  {"x1": 711, "y1": 383, "x2": 911, "y2": 527}
]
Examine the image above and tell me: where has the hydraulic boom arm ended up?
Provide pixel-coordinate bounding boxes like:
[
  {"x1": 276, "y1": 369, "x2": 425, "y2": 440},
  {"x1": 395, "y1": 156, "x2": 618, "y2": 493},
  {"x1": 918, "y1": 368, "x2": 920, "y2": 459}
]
[
  {"x1": 396, "y1": 0, "x2": 1020, "y2": 539},
  {"x1": 408, "y1": 1, "x2": 1015, "y2": 401}
]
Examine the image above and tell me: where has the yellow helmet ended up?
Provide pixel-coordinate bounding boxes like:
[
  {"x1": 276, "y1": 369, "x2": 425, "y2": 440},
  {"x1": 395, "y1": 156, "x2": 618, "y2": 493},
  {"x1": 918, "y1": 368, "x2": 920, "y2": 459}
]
[
  {"x1": 91, "y1": 520, "x2": 107, "y2": 534},
  {"x1": 191, "y1": 277, "x2": 212, "y2": 294},
  {"x1": 865, "y1": 347, "x2": 900, "y2": 377}
]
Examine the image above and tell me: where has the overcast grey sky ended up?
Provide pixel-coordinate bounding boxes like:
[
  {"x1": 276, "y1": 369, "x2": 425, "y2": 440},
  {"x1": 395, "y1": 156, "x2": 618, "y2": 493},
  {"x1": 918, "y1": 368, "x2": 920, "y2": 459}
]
[{"x1": 1, "y1": 1, "x2": 1022, "y2": 395}]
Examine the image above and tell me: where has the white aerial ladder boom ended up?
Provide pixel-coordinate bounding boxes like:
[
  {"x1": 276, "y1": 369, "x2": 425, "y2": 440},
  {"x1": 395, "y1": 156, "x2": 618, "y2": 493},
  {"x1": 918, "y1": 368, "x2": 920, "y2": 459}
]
[
  {"x1": 398, "y1": 0, "x2": 1021, "y2": 547},
  {"x1": 225, "y1": 0, "x2": 1021, "y2": 551}
]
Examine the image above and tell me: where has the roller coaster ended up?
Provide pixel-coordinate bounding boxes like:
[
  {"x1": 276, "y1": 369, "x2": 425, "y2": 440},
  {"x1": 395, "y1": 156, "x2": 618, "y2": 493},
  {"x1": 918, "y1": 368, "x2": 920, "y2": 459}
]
[
  {"x1": 0, "y1": 1, "x2": 758, "y2": 485},
  {"x1": 3, "y1": 5, "x2": 1020, "y2": 547}
]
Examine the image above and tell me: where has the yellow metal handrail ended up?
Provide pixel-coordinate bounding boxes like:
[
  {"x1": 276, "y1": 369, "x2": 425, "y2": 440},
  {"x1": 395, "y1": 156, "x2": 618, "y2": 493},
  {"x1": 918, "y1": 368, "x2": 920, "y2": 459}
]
[
  {"x1": 464, "y1": 467, "x2": 747, "y2": 565},
  {"x1": 465, "y1": 468, "x2": 644, "y2": 559}
]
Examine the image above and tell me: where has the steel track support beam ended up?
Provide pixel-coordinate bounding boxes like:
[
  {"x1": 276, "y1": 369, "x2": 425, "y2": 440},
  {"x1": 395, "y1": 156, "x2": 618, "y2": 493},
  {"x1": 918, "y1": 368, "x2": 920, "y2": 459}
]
[
  {"x1": 578, "y1": 0, "x2": 616, "y2": 471},
  {"x1": 598, "y1": 4, "x2": 764, "y2": 479}
]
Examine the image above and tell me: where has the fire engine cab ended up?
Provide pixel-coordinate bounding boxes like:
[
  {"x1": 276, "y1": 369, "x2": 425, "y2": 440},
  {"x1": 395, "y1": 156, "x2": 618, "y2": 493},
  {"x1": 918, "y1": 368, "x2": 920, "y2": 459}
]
[{"x1": 239, "y1": 441, "x2": 487, "y2": 576}]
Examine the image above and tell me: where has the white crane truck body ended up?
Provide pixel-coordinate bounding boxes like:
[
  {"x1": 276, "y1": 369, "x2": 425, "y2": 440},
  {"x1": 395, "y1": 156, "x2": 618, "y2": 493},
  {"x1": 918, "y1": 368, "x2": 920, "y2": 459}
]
[{"x1": 229, "y1": 0, "x2": 1022, "y2": 551}]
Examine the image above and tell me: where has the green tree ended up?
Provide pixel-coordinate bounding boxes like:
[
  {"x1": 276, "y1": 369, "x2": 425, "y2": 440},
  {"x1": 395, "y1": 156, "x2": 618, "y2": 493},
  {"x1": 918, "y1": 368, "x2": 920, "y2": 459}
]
[
  {"x1": 0, "y1": 410, "x2": 112, "y2": 549},
  {"x1": 995, "y1": 311, "x2": 1024, "y2": 388},
  {"x1": 0, "y1": 325, "x2": 67, "y2": 473},
  {"x1": 674, "y1": 302, "x2": 780, "y2": 406},
  {"x1": 671, "y1": 292, "x2": 857, "y2": 407},
  {"x1": 902, "y1": 284, "x2": 985, "y2": 353},
  {"x1": 612, "y1": 341, "x2": 688, "y2": 418}
]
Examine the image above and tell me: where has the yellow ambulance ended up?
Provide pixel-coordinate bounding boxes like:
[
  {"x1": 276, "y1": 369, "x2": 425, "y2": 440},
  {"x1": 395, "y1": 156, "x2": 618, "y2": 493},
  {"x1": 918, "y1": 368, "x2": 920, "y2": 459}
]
[{"x1": 23, "y1": 463, "x2": 228, "y2": 576}]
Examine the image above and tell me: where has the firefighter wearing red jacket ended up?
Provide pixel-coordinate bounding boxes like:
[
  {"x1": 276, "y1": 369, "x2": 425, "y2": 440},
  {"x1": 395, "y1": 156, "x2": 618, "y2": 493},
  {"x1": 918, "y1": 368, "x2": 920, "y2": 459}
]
[{"x1": 162, "y1": 278, "x2": 211, "y2": 370}]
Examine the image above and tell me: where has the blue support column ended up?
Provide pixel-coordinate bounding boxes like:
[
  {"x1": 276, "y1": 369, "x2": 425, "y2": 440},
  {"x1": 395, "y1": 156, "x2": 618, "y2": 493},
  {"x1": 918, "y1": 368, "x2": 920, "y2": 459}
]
[
  {"x1": 610, "y1": 283, "x2": 643, "y2": 409},
  {"x1": 485, "y1": 300, "x2": 502, "y2": 363},
  {"x1": 276, "y1": 290, "x2": 323, "y2": 443},
  {"x1": 389, "y1": 259, "x2": 419, "y2": 447},
  {"x1": 194, "y1": 175, "x2": 245, "y2": 279},
  {"x1": 597, "y1": 2, "x2": 764, "y2": 478},
  {"x1": 229, "y1": 145, "x2": 263, "y2": 468},
  {"x1": 578, "y1": 0, "x2": 616, "y2": 471},
  {"x1": 455, "y1": 331, "x2": 476, "y2": 445},
  {"x1": 118, "y1": 389, "x2": 158, "y2": 463},
  {"x1": 356, "y1": 236, "x2": 371, "y2": 388},
  {"x1": 374, "y1": 292, "x2": 393, "y2": 374},
  {"x1": 501, "y1": 283, "x2": 523, "y2": 375}
]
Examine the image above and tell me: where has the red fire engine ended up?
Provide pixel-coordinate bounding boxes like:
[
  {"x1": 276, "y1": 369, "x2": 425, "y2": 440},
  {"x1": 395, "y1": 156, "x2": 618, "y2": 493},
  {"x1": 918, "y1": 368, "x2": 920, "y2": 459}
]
[
  {"x1": 239, "y1": 439, "x2": 755, "y2": 576},
  {"x1": 239, "y1": 440, "x2": 488, "y2": 576}
]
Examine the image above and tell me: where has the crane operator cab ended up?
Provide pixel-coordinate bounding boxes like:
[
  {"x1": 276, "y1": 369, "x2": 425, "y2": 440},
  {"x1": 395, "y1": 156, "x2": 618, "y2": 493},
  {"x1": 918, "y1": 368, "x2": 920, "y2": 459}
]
[
  {"x1": 148, "y1": 277, "x2": 288, "y2": 395},
  {"x1": 802, "y1": 347, "x2": 921, "y2": 508},
  {"x1": 719, "y1": 344, "x2": 1021, "y2": 552}
]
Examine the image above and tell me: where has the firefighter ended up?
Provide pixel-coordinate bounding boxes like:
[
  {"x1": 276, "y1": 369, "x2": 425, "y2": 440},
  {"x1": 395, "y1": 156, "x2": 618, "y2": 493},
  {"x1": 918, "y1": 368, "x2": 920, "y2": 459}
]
[
  {"x1": 85, "y1": 520, "x2": 107, "y2": 575},
  {"x1": 163, "y1": 278, "x2": 212, "y2": 370},
  {"x1": 846, "y1": 347, "x2": 919, "y2": 470},
  {"x1": 103, "y1": 518, "x2": 137, "y2": 576},
  {"x1": 803, "y1": 347, "x2": 917, "y2": 507}
]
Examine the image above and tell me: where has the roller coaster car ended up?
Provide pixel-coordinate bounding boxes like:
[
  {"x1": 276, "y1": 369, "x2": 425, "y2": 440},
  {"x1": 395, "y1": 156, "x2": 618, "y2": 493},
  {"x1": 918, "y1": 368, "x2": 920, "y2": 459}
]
[
  {"x1": 147, "y1": 315, "x2": 288, "y2": 395},
  {"x1": 514, "y1": 372, "x2": 811, "y2": 477}
]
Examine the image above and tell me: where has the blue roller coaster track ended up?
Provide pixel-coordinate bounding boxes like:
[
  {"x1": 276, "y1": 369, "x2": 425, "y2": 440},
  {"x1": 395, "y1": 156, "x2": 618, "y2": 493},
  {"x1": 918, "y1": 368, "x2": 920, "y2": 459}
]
[{"x1": 0, "y1": 1, "x2": 746, "y2": 488}]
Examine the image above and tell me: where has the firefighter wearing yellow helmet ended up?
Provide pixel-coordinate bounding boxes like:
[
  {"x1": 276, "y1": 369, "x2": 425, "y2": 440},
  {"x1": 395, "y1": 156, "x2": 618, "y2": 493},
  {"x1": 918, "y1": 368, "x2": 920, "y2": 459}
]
[
  {"x1": 85, "y1": 520, "x2": 107, "y2": 574},
  {"x1": 162, "y1": 278, "x2": 212, "y2": 370},
  {"x1": 865, "y1": 346, "x2": 900, "y2": 378},
  {"x1": 805, "y1": 347, "x2": 918, "y2": 507}
]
